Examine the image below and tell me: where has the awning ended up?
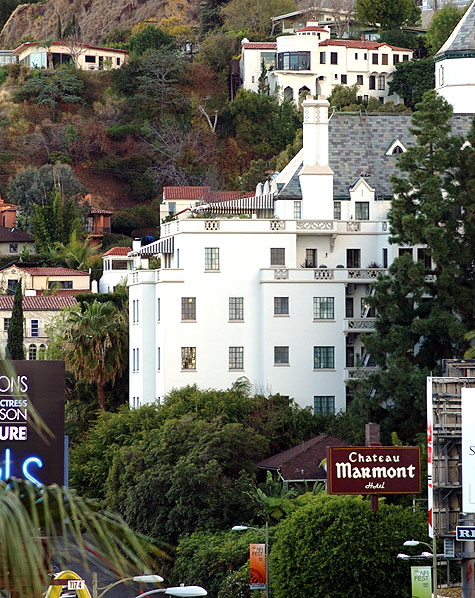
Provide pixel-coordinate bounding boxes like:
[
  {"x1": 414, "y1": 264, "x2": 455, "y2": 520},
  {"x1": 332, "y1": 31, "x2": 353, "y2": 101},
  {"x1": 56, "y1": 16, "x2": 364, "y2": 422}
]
[{"x1": 129, "y1": 236, "x2": 174, "y2": 256}]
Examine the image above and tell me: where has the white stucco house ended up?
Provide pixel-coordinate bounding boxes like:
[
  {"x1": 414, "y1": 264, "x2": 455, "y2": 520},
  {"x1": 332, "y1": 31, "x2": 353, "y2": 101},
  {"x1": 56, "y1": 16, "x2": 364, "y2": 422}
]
[
  {"x1": 14, "y1": 41, "x2": 127, "y2": 70},
  {"x1": 99, "y1": 240, "x2": 148, "y2": 294},
  {"x1": 240, "y1": 22, "x2": 413, "y2": 104}
]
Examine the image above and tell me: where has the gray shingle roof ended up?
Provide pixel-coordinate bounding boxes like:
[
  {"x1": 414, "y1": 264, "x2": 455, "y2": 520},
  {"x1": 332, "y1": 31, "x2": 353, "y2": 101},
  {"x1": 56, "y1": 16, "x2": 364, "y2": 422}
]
[
  {"x1": 277, "y1": 112, "x2": 474, "y2": 200},
  {"x1": 436, "y1": 0, "x2": 475, "y2": 56}
]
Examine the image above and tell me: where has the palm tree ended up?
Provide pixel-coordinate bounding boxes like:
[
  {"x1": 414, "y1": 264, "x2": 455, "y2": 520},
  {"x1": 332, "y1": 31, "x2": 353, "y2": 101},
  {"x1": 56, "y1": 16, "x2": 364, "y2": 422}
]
[
  {"x1": 0, "y1": 478, "x2": 159, "y2": 598},
  {"x1": 54, "y1": 230, "x2": 99, "y2": 271},
  {"x1": 50, "y1": 300, "x2": 127, "y2": 410}
]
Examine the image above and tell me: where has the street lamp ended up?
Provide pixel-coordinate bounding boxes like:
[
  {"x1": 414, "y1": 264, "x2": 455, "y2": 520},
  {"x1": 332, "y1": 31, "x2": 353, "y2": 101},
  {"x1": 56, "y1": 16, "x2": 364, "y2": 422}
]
[
  {"x1": 134, "y1": 586, "x2": 207, "y2": 598},
  {"x1": 92, "y1": 574, "x2": 164, "y2": 598},
  {"x1": 232, "y1": 523, "x2": 270, "y2": 598},
  {"x1": 403, "y1": 540, "x2": 437, "y2": 598}
]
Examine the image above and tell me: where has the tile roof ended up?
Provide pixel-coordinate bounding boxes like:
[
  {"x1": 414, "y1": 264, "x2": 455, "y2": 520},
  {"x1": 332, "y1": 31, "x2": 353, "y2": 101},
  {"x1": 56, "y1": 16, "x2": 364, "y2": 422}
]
[
  {"x1": 279, "y1": 113, "x2": 474, "y2": 199},
  {"x1": 318, "y1": 39, "x2": 413, "y2": 52},
  {"x1": 0, "y1": 296, "x2": 77, "y2": 310},
  {"x1": 295, "y1": 26, "x2": 328, "y2": 32},
  {"x1": 15, "y1": 267, "x2": 89, "y2": 276},
  {"x1": 257, "y1": 434, "x2": 352, "y2": 481},
  {"x1": 14, "y1": 41, "x2": 128, "y2": 54},
  {"x1": 242, "y1": 42, "x2": 277, "y2": 49},
  {"x1": 89, "y1": 207, "x2": 113, "y2": 215},
  {"x1": 437, "y1": 0, "x2": 475, "y2": 55},
  {"x1": 163, "y1": 186, "x2": 255, "y2": 203},
  {"x1": 0, "y1": 227, "x2": 33, "y2": 242},
  {"x1": 102, "y1": 247, "x2": 131, "y2": 257}
]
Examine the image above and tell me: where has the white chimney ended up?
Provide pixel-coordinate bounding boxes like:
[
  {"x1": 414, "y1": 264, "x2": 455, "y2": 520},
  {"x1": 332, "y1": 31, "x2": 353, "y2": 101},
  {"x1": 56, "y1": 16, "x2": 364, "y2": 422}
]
[{"x1": 302, "y1": 95, "x2": 330, "y2": 168}]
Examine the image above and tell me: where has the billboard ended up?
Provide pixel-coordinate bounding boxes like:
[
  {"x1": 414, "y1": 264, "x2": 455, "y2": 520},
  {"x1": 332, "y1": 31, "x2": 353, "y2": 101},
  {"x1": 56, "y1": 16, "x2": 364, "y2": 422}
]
[
  {"x1": 0, "y1": 361, "x2": 65, "y2": 486},
  {"x1": 462, "y1": 387, "x2": 475, "y2": 513},
  {"x1": 327, "y1": 446, "x2": 421, "y2": 495}
]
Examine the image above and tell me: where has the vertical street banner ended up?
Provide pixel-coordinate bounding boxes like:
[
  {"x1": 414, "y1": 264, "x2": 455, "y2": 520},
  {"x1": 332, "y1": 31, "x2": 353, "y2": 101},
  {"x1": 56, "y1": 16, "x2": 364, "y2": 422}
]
[
  {"x1": 249, "y1": 543, "x2": 266, "y2": 590},
  {"x1": 410, "y1": 566, "x2": 431, "y2": 598},
  {"x1": 462, "y1": 387, "x2": 475, "y2": 513},
  {"x1": 0, "y1": 361, "x2": 65, "y2": 486}
]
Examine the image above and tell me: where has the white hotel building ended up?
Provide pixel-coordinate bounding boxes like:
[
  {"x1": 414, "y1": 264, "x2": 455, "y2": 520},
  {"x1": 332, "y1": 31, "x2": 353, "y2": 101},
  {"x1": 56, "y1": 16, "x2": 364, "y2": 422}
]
[{"x1": 128, "y1": 1, "x2": 475, "y2": 413}]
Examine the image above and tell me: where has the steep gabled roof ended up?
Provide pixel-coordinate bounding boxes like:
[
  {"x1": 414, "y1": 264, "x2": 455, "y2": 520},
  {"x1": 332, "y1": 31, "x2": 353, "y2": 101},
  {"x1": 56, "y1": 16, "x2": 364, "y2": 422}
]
[
  {"x1": 436, "y1": 0, "x2": 475, "y2": 58},
  {"x1": 257, "y1": 434, "x2": 352, "y2": 482}
]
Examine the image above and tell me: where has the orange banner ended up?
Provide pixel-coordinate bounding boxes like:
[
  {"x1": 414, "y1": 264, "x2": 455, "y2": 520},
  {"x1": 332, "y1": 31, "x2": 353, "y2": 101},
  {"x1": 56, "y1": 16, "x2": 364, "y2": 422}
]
[{"x1": 249, "y1": 543, "x2": 266, "y2": 589}]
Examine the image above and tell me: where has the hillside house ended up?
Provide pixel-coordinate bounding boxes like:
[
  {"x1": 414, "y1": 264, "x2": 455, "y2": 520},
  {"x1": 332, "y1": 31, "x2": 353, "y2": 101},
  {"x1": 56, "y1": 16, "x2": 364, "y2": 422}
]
[
  {"x1": 0, "y1": 295, "x2": 77, "y2": 359},
  {"x1": 0, "y1": 228, "x2": 35, "y2": 256},
  {"x1": 0, "y1": 265, "x2": 90, "y2": 295},
  {"x1": 99, "y1": 240, "x2": 148, "y2": 293},
  {"x1": 14, "y1": 41, "x2": 127, "y2": 70}
]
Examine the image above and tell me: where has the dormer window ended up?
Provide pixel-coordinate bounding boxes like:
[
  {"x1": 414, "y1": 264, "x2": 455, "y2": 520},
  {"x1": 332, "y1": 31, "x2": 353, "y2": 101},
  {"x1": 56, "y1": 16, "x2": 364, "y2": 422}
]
[{"x1": 386, "y1": 139, "x2": 407, "y2": 156}]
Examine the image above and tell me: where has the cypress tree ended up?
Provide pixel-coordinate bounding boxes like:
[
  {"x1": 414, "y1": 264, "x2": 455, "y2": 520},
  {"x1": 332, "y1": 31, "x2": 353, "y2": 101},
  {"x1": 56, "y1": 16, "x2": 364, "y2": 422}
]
[{"x1": 6, "y1": 281, "x2": 25, "y2": 360}]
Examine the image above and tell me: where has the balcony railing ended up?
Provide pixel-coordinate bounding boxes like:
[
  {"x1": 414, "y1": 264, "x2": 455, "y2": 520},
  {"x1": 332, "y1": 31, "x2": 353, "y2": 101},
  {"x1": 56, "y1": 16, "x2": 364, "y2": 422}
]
[{"x1": 346, "y1": 318, "x2": 377, "y2": 331}]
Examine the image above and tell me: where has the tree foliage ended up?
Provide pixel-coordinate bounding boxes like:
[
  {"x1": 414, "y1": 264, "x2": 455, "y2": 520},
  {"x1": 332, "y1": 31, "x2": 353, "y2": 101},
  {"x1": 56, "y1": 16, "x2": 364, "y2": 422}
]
[
  {"x1": 426, "y1": 4, "x2": 466, "y2": 55},
  {"x1": 351, "y1": 90, "x2": 475, "y2": 442},
  {"x1": 128, "y1": 24, "x2": 175, "y2": 56},
  {"x1": 220, "y1": 0, "x2": 296, "y2": 35},
  {"x1": 48, "y1": 300, "x2": 128, "y2": 410},
  {"x1": 389, "y1": 58, "x2": 435, "y2": 109},
  {"x1": 6, "y1": 281, "x2": 24, "y2": 360},
  {"x1": 271, "y1": 494, "x2": 427, "y2": 598},
  {"x1": 356, "y1": 0, "x2": 420, "y2": 29}
]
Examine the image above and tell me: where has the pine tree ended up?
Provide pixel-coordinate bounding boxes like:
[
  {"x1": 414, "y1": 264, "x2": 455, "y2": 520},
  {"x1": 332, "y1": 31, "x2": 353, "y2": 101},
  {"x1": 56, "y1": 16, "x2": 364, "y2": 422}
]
[
  {"x1": 349, "y1": 91, "x2": 475, "y2": 442},
  {"x1": 6, "y1": 281, "x2": 25, "y2": 360}
]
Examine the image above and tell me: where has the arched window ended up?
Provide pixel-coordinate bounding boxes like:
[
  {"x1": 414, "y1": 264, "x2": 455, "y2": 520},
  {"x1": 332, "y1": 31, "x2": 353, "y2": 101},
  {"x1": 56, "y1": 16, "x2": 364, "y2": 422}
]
[
  {"x1": 283, "y1": 86, "x2": 294, "y2": 102},
  {"x1": 38, "y1": 344, "x2": 46, "y2": 359},
  {"x1": 28, "y1": 344, "x2": 37, "y2": 360}
]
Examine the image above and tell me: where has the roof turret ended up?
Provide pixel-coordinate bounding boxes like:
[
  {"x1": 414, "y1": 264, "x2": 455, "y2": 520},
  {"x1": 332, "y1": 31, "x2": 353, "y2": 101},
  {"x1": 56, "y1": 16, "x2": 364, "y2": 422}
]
[{"x1": 436, "y1": 0, "x2": 475, "y2": 59}]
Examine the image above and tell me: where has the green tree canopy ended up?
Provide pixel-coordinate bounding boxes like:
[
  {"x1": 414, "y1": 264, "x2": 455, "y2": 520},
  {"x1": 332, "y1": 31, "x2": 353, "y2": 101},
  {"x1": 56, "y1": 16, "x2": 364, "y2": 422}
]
[
  {"x1": 271, "y1": 494, "x2": 427, "y2": 598},
  {"x1": 6, "y1": 281, "x2": 24, "y2": 360},
  {"x1": 128, "y1": 24, "x2": 175, "y2": 56},
  {"x1": 389, "y1": 58, "x2": 435, "y2": 109},
  {"x1": 425, "y1": 4, "x2": 466, "y2": 55},
  {"x1": 356, "y1": 0, "x2": 421, "y2": 29},
  {"x1": 48, "y1": 300, "x2": 128, "y2": 410}
]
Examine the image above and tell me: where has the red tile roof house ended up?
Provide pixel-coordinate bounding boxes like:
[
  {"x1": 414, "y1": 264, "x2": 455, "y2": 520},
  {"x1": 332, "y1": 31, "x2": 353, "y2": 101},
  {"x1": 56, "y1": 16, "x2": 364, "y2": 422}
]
[
  {"x1": 99, "y1": 240, "x2": 148, "y2": 293},
  {"x1": 0, "y1": 295, "x2": 77, "y2": 359},
  {"x1": 0, "y1": 265, "x2": 90, "y2": 295},
  {"x1": 257, "y1": 434, "x2": 352, "y2": 484}
]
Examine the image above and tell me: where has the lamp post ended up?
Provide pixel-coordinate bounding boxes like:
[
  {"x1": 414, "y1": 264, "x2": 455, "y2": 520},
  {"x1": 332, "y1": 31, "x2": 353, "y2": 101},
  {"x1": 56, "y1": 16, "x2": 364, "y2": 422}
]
[
  {"x1": 92, "y1": 574, "x2": 164, "y2": 598},
  {"x1": 232, "y1": 523, "x2": 270, "y2": 598},
  {"x1": 404, "y1": 539, "x2": 438, "y2": 598},
  {"x1": 133, "y1": 586, "x2": 207, "y2": 598}
]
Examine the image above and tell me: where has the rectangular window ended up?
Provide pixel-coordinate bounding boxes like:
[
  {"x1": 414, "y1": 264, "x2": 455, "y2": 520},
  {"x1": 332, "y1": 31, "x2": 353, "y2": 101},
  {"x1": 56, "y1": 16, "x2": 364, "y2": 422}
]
[
  {"x1": 341, "y1": 74, "x2": 347, "y2": 84},
  {"x1": 356, "y1": 74, "x2": 363, "y2": 85},
  {"x1": 181, "y1": 347, "x2": 196, "y2": 370},
  {"x1": 229, "y1": 346, "x2": 244, "y2": 370},
  {"x1": 305, "y1": 248, "x2": 317, "y2": 268},
  {"x1": 354, "y1": 52, "x2": 358, "y2": 60},
  {"x1": 346, "y1": 346, "x2": 355, "y2": 368},
  {"x1": 7, "y1": 279, "x2": 17, "y2": 294},
  {"x1": 181, "y1": 297, "x2": 196, "y2": 320},
  {"x1": 132, "y1": 348, "x2": 140, "y2": 372},
  {"x1": 313, "y1": 297, "x2": 334, "y2": 319},
  {"x1": 293, "y1": 200, "x2": 301, "y2": 219},
  {"x1": 382, "y1": 248, "x2": 388, "y2": 269},
  {"x1": 157, "y1": 298, "x2": 161, "y2": 321},
  {"x1": 274, "y1": 297, "x2": 289, "y2": 315},
  {"x1": 274, "y1": 346, "x2": 289, "y2": 365},
  {"x1": 372, "y1": 54, "x2": 378, "y2": 64},
  {"x1": 30, "y1": 319, "x2": 39, "y2": 337},
  {"x1": 382, "y1": 54, "x2": 388, "y2": 65},
  {"x1": 334, "y1": 201, "x2": 341, "y2": 220},
  {"x1": 347, "y1": 249, "x2": 361, "y2": 268},
  {"x1": 364, "y1": 53, "x2": 367, "y2": 60},
  {"x1": 157, "y1": 347, "x2": 160, "y2": 371},
  {"x1": 355, "y1": 202, "x2": 369, "y2": 220},
  {"x1": 330, "y1": 52, "x2": 338, "y2": 65},
  {"x1": 205, "y1": 247, "x2": 219, "y2": 270},
  {"x1": 393, "y1": 54, "x2": 399, "y2": 64},
  {"x1": 369, "y1": 75, "x2": 376, "y2": 90},
  {"x1": 314, "y1": 346, "x2": 335, "y2": 369},
  {"x1": 417, "y1": 248, "x2": 432, "y2": 269},
  {"x1": 229, "y1": 297, "x2": 244, "y2": 320},
  {"x1": 9, "y1": 244, "x2": 17, "y2": 253},
  {"x1": 314, "y1": 395, "x2": 335, "y2": 415},
  {"x1": 345, "y1": 297, "x2": 354, "y2": 318},
  {"x1": 399, "y1": 247, "x2": 413, "y2": 258},
  {"x1": 403, "y1": 54, "x2": 409, "y2": 61},
  {"x1": 378, "y1": 75, "x2": 385, "y2": 90},
  {"x1": 361, "y1": 297, "x2": 376, "y2": 318},
  {"x1": 3, "y1": 318, "x2": 10, "y2": 332},
  {"x1": 271, "y1": 248, "x2": 285, "y2": 266},
  {"x1": 320, "y1": 51, "x2": 326, "y2": 64}
]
